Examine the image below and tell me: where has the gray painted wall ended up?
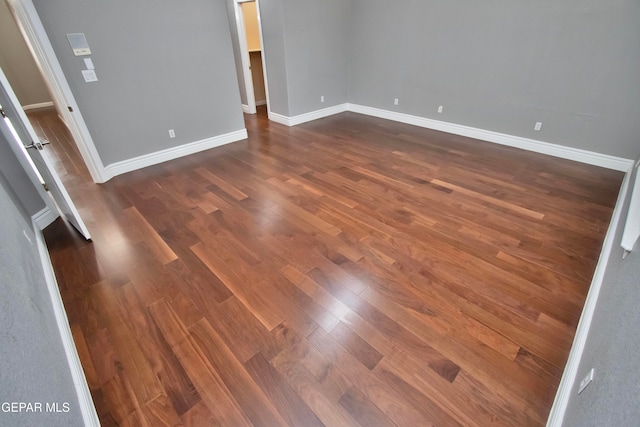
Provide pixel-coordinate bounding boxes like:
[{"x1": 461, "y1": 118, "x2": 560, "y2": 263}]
[
  {"x1": 0, "y1": 1, "x2": 51, "y2": 107},
  {"x1": 32, "y1": 0, "x2": 245, "y2": 166},
  {"x1": 0, "y1": 110, "x2": 46, "y2": 216},
  {"x1": 258, "y1": 0, "x2": 289, "y2": 116},
  {"x1": 259, "y1": 0, "x2": 350, "y2": 117},
  {"x1": 0, "y1": 170, "x2": 83, "y2": 427},
  {"x1": 280, "y1": 0, "x2": 350, "y2": 116},
  {"x1": 563, "y1": 164, "x2": 640, "y2": 426},
  {"x1": 347, "y1": 0, "x2": 640, "y2": 160}
]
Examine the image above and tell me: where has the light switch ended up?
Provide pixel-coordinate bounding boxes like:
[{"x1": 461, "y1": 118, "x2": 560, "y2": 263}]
[
  {"x1": 83, "y1": 58, "x2": 95, "y2": 70},
  {"x1": 81, "y1": 69, "x2": 98, "y2": 82}
]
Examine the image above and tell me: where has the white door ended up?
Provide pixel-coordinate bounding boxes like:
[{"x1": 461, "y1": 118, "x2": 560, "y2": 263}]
[
  {"x1": 234, "y1": 0, "x2": 257, "y2": 114},
  {"x1": 0, "y1": 67, "x2": 91, "y2": 240}
]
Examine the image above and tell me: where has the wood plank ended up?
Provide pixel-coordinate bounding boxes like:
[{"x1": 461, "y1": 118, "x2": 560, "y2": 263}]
[
  {"x1": 122, "y1": 206, "x2": 178, "y2": 265},
  {"x1": 189, "y1": 319, "x2": 288, "y2": 427},
  {"x1": 330, "y1": 321, "x2": 384, "y2": 370},
  {"x1": 93, "y1": 281, "x2": 164, "y2": 405},
  {"x1": 70, "y1": 323, "x2": 100, "y2": 390},
  {"x1": 270, "y1": 345, "x2": 359, "y2": 426},
  {"x1": 37, "y1": 106, "x2": 621, "y2": 427},
  {"x1": 190, "y1": 241, "x2": 286, "y2": 330},
  {"x1": 148, "y1": 299, "x2": 252, "y2": 426},
  {"x1": 117, "y1": 283, "x2": 201, "y2": 416},
  {"x1": 339, "y1": 386, "x2": 398, "y2": 427},
  {"x1": 308, "y1": 327, "x2": 432, "y2": 426},
  {"x1": 194, "y1": 166, "x2": 249, "y2": 200},
  {"x1": 142, "y1": 394, "x2": 181, "y2": 427},
  {"x1": 244, "y1": 352, "x2": 325, "y2": 427},
  {"x1": 431, "y1": 178, "x2": 545, "y2": 220}
]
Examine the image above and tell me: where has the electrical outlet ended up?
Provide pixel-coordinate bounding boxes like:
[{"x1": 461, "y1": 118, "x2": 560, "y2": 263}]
[
  {"x1": 320, "y1": 95, "x2": 325, "y2": 103},
  {"x1": 534, "y1": 122, "x2": 542, "y2": 131},
  {"x1": 437, "y1": 105, "x2": 443, "y2": 113},
  {"x1": 168, "y1": 129, "x2": 175, "y2": 138},
  {"x1": 394, "y1": 98, "x2": 399, "y2": 106},
  {"x1": 578, "y1": 368, "x2": 594, "y2": 394}
]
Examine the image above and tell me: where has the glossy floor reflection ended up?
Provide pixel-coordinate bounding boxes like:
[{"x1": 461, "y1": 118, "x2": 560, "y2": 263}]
[{"x1": 32, "y1": 106, "x2": 622, "y2": 426}]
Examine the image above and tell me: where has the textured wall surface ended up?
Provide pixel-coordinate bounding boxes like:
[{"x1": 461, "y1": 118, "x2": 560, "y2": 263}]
[
  {"x1": 0, "y1": 170, "x2": 83, "y2": 427},
  {"x1": 563, "y1": 164, "x2": 640, "y2": 426}
]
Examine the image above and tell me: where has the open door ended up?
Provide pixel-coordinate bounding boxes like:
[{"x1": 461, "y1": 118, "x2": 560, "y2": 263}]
[
  {"x1": 0, "y1": 67, "x2": 91, "y2": 240},
  {"x1": 7, "y1": 0, "x2": 106, "y2": 183}
]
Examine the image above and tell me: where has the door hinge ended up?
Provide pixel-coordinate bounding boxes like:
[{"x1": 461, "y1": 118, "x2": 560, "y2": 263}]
[
  {"x1": 68, "y1": 106, "x2": 74, "y2": 112},
  {"x1": 0, "y1": 107, "x2": 6, "y2": 118},
  {"x1": 42, "y1": 182, "x2": 49, "y2": 192}
]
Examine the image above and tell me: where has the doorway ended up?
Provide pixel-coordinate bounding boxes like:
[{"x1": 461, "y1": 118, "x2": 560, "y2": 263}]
[
  {"x1": 0, "y1": 66, "x2": 91, "y2": 239},
  {"x1": 233, "y1": 0, "x2": 270, "y2": 116},
  {"x1": 6, "y1": 0, "x2": 107, "y2": 183}
]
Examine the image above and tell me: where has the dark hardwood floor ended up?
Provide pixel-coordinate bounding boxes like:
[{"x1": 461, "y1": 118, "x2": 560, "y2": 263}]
[{"x1": 29, "y1": 106, "x2": 623, "y2": 426}]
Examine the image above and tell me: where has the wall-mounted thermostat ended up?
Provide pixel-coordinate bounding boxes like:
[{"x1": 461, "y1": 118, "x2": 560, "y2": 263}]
[{"x1": 66, "y1": 33, "x2": 91, "y2": 56}]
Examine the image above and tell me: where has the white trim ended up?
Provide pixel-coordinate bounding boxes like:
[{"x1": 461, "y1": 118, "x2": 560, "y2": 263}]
[
  {"x1": 33, "y1": 219, "x2": 100, "y2": 427},
  {"x1": 264, "y1": 102, "x2": 632, "y2": 171},
  {"x1": 1, "y1": 67, "x2": 91, "y2": 240},
  {"x1": 267, "y1": 111, "x2": 290, "y2": 126},
  {"x1": 32, "y1": 206, "x2": 58, "y2": 230},
  {"x1": 8, "y1": 0, "x2": 108, "y2": 183},
  {"x1": 0, "y1": 67, "x2": 58, "y2": 218},
  {"x1": 621, "y1": 163, "x2": 640, "y2": 252},
  {"x1": 254, "y1": 0, "x2": 272, "y2": 117},
  {"x1": 346, "y1": 104, "x2": 633, "y2": 172},
  {"x1": 22, "y1": 101, "x2": 54, "y2": 110},
  {"x1": 546, "y1": 167, "x2": 632, "y2": 426},
  {"x1": 103, "y1": 129, "x2": 248, "y2": 179},
  {"x1": 234, "y1": 0, "x2": 257, "y2": 114},
  {"x1": 269, "y1": 103, "x2": 349, "y2": 127},
  {"x1": 241, "y1": 100, "x2": 265, "y2": 114}
]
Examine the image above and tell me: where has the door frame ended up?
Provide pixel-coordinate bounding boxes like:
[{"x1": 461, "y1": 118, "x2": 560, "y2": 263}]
[
  {"x1": 234, "y1": 0, "x2": 271, "y2": 116},
  {"x1": 7, "y1": 0, "x2": 108, "y2": 183},
  {"x1": 1, "y1": 65, "x2": 91, "y2": 239},
  {"x1": 234, "y1": 0, "x2": 257, "y2": 114}
]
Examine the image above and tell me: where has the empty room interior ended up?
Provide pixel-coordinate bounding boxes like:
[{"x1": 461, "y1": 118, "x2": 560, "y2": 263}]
[{"x1": 1, "y1": 1, "x2": 639, "y2": 426}]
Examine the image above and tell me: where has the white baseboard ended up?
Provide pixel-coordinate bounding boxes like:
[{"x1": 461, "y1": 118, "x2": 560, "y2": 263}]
[
  {"x1": 33, "y1": 220, "x2": 100, "y2": 427},
  {"x1": 546, "y1": 167, "x2": 632, "y2": 426},
  {"x1": 346, "y1": 104, "x2": 634, "y2": 172},
  {"x1": 32, "y1": 206, "x2": 58, "y2": 230},
  {"x1": 265, "y1": 103, "x2": 632, "y2": 171},
  {"x1": 256, "y1": 100, "x2": 267, "y2": 106},
  {"x1": 242, "y1": 104, "x2": 251, "y2": 114},
  {"x1": 268, "y1": 112, "x2": 290, "y2": 126},
  {"x1": 22, "y1": 101, "x2": 54, "y2": 111},
  {"x1": 621, "y1": 163, "x2": 640, "y2": 252},
  {"x1": 269, "y1": 104, "x2": 348, "y2": 127},
  {"x1": 103, "y1": 129, "x2": 248, "y2": 180}
]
